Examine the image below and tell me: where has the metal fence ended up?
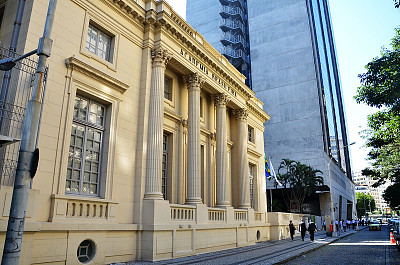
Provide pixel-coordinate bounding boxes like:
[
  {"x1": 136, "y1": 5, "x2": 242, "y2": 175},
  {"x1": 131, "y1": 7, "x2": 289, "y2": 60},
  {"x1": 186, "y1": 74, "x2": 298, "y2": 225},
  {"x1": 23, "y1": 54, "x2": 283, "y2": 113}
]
[{"x1": 0, "y1": 43, "x2": 48, "y2": 186}]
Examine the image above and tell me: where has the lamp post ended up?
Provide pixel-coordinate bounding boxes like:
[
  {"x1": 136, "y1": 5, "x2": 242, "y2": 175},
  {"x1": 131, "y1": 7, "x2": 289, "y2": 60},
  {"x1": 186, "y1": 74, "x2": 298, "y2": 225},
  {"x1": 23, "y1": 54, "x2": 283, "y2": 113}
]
[
  {"x1": 327, "y1": 141, "x2": 355, "y2": 237},
  {"x1": 0, "y1": 0, "x2": 58, "y2": 264}
]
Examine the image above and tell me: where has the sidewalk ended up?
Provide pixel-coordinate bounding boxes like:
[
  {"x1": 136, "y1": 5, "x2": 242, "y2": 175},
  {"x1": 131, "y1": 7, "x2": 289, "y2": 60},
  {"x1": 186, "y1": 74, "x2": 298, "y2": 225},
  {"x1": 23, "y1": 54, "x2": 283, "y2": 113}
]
[{"x1": 119, "y1": 226, "x2": 367, "y2": 265}]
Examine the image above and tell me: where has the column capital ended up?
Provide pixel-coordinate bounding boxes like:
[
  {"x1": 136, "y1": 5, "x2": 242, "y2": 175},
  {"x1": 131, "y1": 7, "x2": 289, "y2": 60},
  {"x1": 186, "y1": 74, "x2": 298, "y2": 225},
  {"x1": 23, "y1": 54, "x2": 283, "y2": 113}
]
[
  {"x1": 151, "y1": 47, "x2": 172, "y2": 68},
  {"x1": 183, "y1": 73, "x2": 205, "y2": 89},
  {"x1": 213, "y1": 93, "x2": 230, "y2": 107},
  {"x1": 232, "y1": 108, "x2": 248, "y2": 121}
]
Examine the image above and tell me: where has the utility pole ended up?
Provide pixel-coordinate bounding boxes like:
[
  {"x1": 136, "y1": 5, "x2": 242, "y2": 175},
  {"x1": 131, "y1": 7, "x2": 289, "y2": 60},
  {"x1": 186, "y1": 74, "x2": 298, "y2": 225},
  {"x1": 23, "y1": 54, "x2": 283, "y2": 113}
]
[
  {"x1": 0, "y1": 0, "x2": 26, "y2": 105},
  {"x1": 1, "y1": 0, "x2": 58, "y2": 264}
]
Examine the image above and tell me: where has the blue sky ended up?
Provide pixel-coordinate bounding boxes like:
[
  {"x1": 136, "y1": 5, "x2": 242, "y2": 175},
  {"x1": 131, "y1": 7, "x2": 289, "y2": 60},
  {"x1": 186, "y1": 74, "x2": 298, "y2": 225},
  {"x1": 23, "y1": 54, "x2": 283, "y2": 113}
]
[
  {"x1": 166, "y1": 0, "x2": 400, "y2": 173},
  {"x1": 329, "y1": 0, "x2": 399, "y2": 172}
]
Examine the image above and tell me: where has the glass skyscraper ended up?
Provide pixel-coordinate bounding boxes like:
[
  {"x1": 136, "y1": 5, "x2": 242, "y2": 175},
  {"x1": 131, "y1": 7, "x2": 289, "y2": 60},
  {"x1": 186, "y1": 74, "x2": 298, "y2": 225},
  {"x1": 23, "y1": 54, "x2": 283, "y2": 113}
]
[{"x1": 187, "y1": 0, "x2": 355, "y2": 219}]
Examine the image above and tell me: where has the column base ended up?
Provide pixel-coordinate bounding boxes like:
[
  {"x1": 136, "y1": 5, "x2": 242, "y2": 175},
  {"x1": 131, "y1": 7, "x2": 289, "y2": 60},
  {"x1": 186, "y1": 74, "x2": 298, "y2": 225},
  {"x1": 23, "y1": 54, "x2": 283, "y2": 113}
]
[
  {"x1": 238, "y1": 204, "x2": 251, "y2": 209},
  {"x1": 185, "y1": 197, "x2": 202, "y2": 205},
  {"x1": 216, "y1": 201, "x2": 231, "y2": 208},
  {"x1": 144, "y1": 192, "x2": 164, "y2": 200}
]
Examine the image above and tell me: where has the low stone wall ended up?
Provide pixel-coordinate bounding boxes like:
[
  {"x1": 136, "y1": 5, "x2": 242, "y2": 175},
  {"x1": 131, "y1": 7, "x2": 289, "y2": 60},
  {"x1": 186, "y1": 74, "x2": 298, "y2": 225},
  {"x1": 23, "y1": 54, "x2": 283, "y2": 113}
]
[{"x1": 267, "y1": 212, "x2": 310, "y2": 240}]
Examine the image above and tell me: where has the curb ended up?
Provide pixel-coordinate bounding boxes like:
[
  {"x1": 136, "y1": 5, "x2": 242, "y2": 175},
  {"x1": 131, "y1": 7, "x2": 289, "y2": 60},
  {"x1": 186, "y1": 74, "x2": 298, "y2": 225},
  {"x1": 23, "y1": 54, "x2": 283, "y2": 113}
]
[{"x1": 274, "y1": 227, "x2": 366, "y2": 264}]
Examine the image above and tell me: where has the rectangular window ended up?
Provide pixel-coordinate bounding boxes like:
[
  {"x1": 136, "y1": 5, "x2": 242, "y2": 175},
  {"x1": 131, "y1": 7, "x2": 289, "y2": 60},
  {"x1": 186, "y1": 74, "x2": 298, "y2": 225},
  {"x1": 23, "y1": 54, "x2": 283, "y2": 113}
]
[
  {"x1": 164, "y1": 77, "x2": 171, "y2": 101},
  {"x1": 162, "y1": 133, "x2": 168, "y2": 200},
  {"x1": 248, "y1": 126, "x2": 254, "y2": 143},
  {"x1": 249, "y1": 164, "x2": 255, "y2": 209},
  {"x1": 86, "y1": 24, "x2": 112, "y2": 62},
  {"x1": 66, "y1": 96, "x2": 105, "y2": 195}
]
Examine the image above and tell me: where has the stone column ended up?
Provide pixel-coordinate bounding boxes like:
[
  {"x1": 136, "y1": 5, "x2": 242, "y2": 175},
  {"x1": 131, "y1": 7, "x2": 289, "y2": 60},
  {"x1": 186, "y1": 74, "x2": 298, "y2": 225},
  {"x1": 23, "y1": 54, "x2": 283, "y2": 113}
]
[
  {"x1": 183, "y1": 73, "x2": 204, "y2": 204},
  {"x1": 214, "y1": 94, "x2": 230, "y2": 207},
  {"x1": 233, "y1": 109, "x2": 251, "y2": 209},
  {"x1": 144, "y1": 47, "x2": 172, "y2": 200}
]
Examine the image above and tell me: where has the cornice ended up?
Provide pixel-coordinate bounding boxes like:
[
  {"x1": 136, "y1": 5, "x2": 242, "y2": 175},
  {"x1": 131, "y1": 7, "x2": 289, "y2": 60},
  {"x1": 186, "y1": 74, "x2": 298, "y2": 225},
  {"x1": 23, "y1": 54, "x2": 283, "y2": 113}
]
[
  {"x1": 106, "y1": 0, "x2": 146, "y2": 24},
  {"x1": 247, "y1": 100, "x2": 271, "y2": 124},
  {"x1": 65, "y1": 57, "x2": 129, "y2": 93},
  {"x1": 103, "y1": 0, "x2": 254, "y2": 102},
  {"x1": 155, "y1": 8, "x2": 254, "y2": 101}
]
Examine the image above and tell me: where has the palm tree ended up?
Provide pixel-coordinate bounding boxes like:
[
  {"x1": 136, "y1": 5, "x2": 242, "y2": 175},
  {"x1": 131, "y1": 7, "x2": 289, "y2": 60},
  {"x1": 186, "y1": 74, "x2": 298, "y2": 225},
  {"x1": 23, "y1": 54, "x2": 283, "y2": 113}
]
[{"x1": 277, "y1": 159, "x2": 323, "y2": 213}]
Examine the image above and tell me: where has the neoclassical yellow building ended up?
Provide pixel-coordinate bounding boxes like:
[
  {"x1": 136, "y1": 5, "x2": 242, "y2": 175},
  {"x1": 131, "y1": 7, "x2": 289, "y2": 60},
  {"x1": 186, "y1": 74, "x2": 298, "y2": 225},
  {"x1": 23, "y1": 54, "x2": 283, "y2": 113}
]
[{"x1": 0, "y1": 0, "x2": 305, "y2": 264}]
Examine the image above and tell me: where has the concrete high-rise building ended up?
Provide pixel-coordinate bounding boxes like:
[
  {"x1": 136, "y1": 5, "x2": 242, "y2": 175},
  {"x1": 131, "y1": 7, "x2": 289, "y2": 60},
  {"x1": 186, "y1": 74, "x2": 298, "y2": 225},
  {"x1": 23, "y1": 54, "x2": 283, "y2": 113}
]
[
  {"x1": 353, "y1": 171, "x2": 390, "y2": 212},
  {"x1": 187, "y1": 0, "x2": 355, "y2": 221}
]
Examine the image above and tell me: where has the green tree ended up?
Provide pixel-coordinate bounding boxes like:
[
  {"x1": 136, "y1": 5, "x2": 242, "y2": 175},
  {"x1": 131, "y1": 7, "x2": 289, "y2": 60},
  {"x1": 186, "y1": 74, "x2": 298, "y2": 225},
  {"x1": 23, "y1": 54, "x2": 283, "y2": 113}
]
[
  {"x1": 355, "y1": 27, "x2": 400, "y2": 206},
  {"x1": 383, "y1": 182, "x2": 400, "y2": 209},
  {"x1": 277, "y1": 159, "x2": 323, "y2": 213},
  {"x1": 356, "y1": 193, "x2": 376, "y2": 218},
  {"x1": 395, "y1": 0, "x2": 400, "y2": 8}
]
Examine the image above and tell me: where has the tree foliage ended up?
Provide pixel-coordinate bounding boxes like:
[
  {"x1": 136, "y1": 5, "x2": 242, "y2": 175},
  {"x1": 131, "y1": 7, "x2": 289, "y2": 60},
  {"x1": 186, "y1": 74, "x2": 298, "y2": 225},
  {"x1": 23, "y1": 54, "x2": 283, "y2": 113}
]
[
  {"x1": 356, "y1": 193, "x2": 376, "y2": 218},
  {"x1": 383, "y1": 182, "x2": 400, "y2": 210},
  {"x1": 395, "y1": 0, "x2": 400, "y2": 8},
  {"x1": 277, "y1": 159, "x2": 323, "y2": 213},
  {"x1": 355, "y1": 27, "x2": 400, "y2": 113},
  {"x1": 355, "y1": 27, "x2": 400, "y2": 206}
]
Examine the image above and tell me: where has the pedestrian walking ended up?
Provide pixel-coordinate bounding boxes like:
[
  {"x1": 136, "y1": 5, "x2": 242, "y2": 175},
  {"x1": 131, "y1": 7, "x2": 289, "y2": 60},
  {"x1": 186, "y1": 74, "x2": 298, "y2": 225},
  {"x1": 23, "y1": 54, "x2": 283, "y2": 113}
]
[
  {"x1": 289, "y1": 220, "x2": 296, "y2": 240},
  {"x1": 342, "y1": 219, "x2": 346, "y2": 232},
  {"x1": 308, "y1": 221, "x2": 317, "y2": 241},
  {"x1": 323, "y1": 220, "x2": 326, "y2": 231},
  {"x1": 299, "y1": 220, "x2": 307, "y2": 241}
]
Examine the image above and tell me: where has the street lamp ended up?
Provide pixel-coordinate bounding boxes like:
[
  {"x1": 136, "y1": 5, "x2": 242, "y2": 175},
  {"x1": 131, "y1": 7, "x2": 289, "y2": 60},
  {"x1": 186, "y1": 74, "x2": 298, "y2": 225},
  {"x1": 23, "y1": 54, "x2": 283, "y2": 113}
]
[{"x1": 327, "y1": 141, "x2": 355, "y2": 237}]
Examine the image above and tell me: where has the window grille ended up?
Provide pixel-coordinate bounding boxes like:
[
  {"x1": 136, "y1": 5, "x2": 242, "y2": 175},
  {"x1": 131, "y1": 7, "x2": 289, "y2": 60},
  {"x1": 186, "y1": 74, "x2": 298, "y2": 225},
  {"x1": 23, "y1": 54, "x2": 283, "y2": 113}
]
[
  {"x1": 66, "y1": 96, "x2": 104, "y2": 195},
  {"x1": 86, "y1": 24, "x2": 112, "y2": 62},
  {"x1": 164, "y1": 77, "x2": 171, "y2": 100}
]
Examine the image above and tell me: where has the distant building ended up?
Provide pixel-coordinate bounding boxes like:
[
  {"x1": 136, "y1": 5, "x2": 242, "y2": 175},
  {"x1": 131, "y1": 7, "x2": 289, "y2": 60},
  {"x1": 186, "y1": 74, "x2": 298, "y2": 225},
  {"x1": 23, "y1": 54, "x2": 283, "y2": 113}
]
[{"x1": 353, "y1": 171, "x2": 390, "y2": 212}]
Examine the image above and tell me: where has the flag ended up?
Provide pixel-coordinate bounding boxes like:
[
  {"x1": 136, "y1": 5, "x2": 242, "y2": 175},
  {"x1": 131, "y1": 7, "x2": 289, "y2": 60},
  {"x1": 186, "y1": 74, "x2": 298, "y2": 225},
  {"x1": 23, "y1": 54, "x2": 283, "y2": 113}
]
[
  {"x1": 269, "y1": 157, "x2": 283, "y2": 187},
  {"x1": 265, "y1": 153, "x2": 271, "y2": 178}
]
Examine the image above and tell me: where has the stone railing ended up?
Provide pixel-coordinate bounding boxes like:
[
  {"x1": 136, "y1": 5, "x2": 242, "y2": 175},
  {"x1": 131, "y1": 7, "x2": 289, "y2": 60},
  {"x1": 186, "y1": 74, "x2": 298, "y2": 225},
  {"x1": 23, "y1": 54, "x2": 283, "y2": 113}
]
[
  {"x1": 208, "y1": 208, "x2": 226, "y2": 222},
  {"x1": 170, "y1": 204, "x2": 195, "y2": 221},
  {"x1": 234, "y1": 209, "x2": 247, "y2": 221},
  {"x1": 50, "y1": 194, "x2": 118, "y2": 223}
]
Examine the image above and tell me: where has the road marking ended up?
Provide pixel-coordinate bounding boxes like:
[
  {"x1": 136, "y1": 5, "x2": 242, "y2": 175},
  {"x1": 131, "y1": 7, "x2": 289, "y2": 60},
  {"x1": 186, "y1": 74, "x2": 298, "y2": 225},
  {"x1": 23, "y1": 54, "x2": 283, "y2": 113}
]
[{"x1": 330, "y1": 242, "x2": 391, "y2": 246}]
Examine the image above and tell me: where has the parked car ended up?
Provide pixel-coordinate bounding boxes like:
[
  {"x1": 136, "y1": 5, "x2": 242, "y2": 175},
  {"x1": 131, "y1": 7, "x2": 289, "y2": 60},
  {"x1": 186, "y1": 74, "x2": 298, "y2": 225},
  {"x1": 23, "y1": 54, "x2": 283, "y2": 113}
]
[
  {"x1": 390, "y1": 220, "x2": 400, "y2": 251},
  {"x1": 369, "y1": 220, "x2": 381, "y2": 231}
]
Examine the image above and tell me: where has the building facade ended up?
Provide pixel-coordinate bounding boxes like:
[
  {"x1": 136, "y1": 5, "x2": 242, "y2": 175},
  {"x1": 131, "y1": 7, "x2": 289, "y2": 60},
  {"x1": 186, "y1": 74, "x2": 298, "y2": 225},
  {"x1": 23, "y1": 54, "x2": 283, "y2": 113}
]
[
  {"x1": 0, "y1": 0, "x2": 314, "y2": 264},
  {"x1": 353, "y1": 171, "x2": 390, "y2": 213},
  {"x1": 187, "y1": 0, "x2": 356, "y2": 221}
]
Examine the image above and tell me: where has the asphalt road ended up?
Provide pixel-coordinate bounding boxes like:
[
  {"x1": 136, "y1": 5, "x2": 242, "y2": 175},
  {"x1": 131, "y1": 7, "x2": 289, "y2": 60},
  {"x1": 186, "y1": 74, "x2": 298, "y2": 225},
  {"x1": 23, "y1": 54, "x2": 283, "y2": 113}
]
[{"x1": 283, "y1": 225, "x2": 400, "y2": 265}]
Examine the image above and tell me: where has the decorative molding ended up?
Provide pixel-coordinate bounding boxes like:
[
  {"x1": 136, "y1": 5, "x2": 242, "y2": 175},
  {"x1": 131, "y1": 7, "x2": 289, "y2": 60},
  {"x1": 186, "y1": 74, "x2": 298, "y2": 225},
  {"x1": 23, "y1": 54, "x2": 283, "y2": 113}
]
[
  {"x1": 247, "y1": 100, "x2": 270, "y2": 124},
  {"x1": 183, "y1": 73, "x2": 205, "y2": 89},
  {"x1": 232, "y1": 108, "x2": 248, "y2": 121},
  {"x1": 164, "y1": 108, "x2": 182, "y2": 123},
  {"x1": 151, "y1": 47, "x2": 173, "y2": 68},
  {"x1": 247, "y1": 147, "x2": 263, "y2": 158},
  {"x1": 65, "y1": 57, "x2": 129, "y2": 93},
  {"x1": 213, "y1": 93, "x2": 230, "y2": 107}
]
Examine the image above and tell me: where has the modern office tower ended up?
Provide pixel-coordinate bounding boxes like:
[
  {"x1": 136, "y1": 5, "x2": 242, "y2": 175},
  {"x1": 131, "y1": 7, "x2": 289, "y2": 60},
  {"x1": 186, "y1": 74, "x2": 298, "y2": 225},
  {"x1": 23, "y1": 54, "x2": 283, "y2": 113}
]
[
  {"x1": 187, "y1": 0, "x2": 252, "y2": 88},
  {"x1": 187, "y1": 0, "x2": 355, "y2": 221}
]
